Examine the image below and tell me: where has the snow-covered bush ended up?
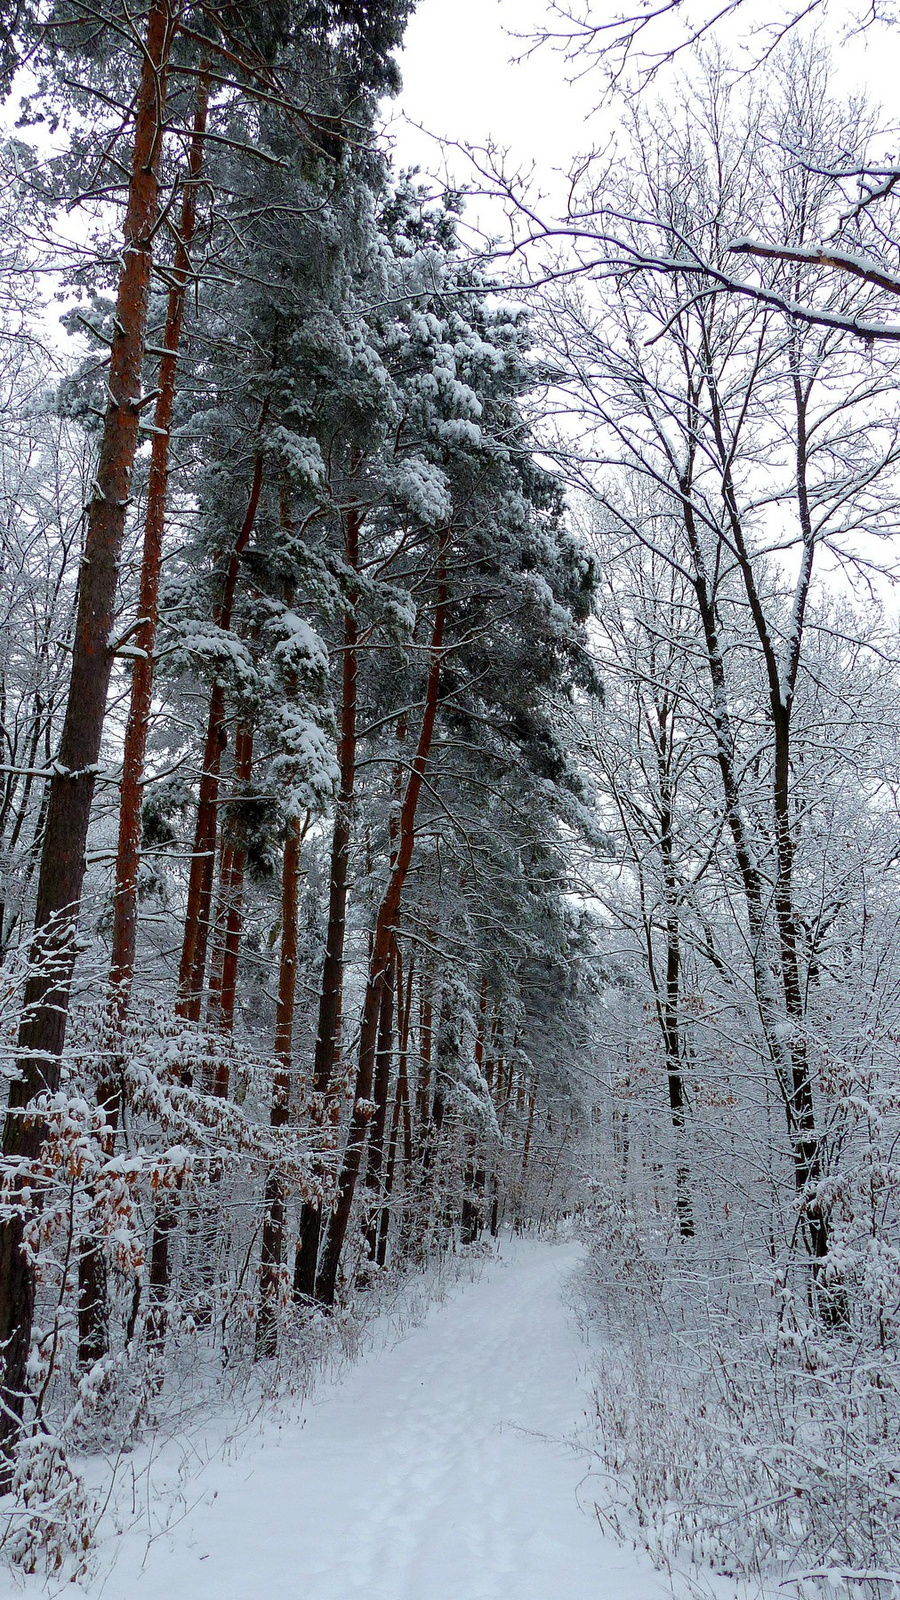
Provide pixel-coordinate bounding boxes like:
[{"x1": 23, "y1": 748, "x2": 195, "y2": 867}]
[{"x1": 578, "y1": 1189, "x2": 900, "y2": 1600}]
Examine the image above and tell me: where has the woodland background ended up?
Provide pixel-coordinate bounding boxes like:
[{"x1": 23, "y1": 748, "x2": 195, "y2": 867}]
[{"x1": 0, "y1": 2, "x2": 899, "y2": 1594}]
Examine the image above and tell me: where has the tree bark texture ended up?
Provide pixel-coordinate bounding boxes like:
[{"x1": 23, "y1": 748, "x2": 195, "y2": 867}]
[
  {"x1": 177, "y1": 447, "x2": 265, "y2": 1020},
  {"x1": 294, "y1": 509, "x2": 361, "y2": 1298},
  {"x1": 109, "y1": 65, "x2": 211, "y2": 1026},
  {"x1": 315, "y1": 574, "x2": 447, "y2": 1305},
  {"x1": 0, "y1": 0, "x2": 177, "y2": 1470}
]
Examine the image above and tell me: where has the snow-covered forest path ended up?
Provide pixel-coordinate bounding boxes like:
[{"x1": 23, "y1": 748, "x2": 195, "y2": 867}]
[{"x1": 67, "y1": 1240, "x2": 674, "y2": 1600}]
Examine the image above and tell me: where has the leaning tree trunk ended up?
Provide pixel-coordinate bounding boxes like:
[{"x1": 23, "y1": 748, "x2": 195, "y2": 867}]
[
  {"x1": 315, "y1": 574, "x2": 447, "y2": 1306},
  {"x1": 294, "y1": 509, "x2": 361, "y2": 1298},
  {"x1": 0, "y1": 0, "x2": 176, "y2": 1470}
]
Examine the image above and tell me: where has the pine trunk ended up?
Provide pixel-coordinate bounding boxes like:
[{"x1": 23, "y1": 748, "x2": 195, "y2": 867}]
[
  {"x1": 109, "y1": 65, "x2": 210, "y2": 1025},
  {"x1": 294, "y1": 509, "x2": 361, "y2": 1298},
  {"x1": 315, "y1": 576, "x2": 447, "y2": 1305},
  {"x1": 407, "y1": 967, "x2": 435, "y2": 1260},
  {"x1": 0, "y1": 0, "x2": 176, "y2": 1469}
]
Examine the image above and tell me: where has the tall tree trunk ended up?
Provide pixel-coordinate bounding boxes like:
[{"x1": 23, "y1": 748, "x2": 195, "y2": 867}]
[
  {"x1": 403, "y1": 964, "x2": 435, "y2": 1262},
  {"x1": 177, "y1": 449, "x2": 265, "y2": 1020},
  {"x1": 378, "y1": 1071, "x2": 404, "y2": 1269},
  {"x1": 461, "y1": 975, "x2": 488, "y2": 1244},
  {"x1": 153, "y1": 453, "x2": 265, "y2": 1334},
  {"x1": 256, "y1": 812, "x2": 302, "y2": 1356},
  {"x1": 415, "y1": 963, "x2": 433, "y2": 1134},
  {"x1": 427, "y1": 995, "x2": 450, "y2": 1247},
  {"x1": 489, "y1": 1036, "x2": 509, "y2": 1237},
  {"x1": 653, "y1": 708, "x2": 694, "y2": 1240},
  {"x1": 362, "y1": 946, "x2": 395, "y2": 1265},
  {"x1": 76, "y1": 1239, "x2": 109, "y2": 1372},
  {"x1": 0, "y1": 0, "x2": 176, "y2": 1470},
  {"x1": 293, "y1": 509, "x2": 361, "y2": 1298},
  {"x1": 699, "y1": 357, "x2": 840, "y2": 1317},
  {"x1": 185, "y1": 721, "x2": 256, "y2": 1325},
  {"x1": 521, "y1": 1090, "x2": 536, "y2": 1176},
  {"x1": 207, "y1": 722, "x2": 253, "y2": 1037},
  {"x1": 315, "y1": 573, "x2": 447, "y2": 1306},
  {"x1": 109, "y1": 65, "x2": 211, "y2": 1027},
  {"x1": 205, "y1": 836, "x2": 235, "y2": 1033},
  {"x1": 379, "y1": 952, "x2": 414, "y2": 1265},
  {"x1": 147, "y1": 1191, "x2": 178, "y2": 1355},
  {"x1": 682, "y1": 489, "x2": 836, "y2": 1308}
]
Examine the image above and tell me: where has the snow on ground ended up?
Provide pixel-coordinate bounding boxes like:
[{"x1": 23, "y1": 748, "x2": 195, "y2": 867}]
[{"x1": 5, "y1": 1239, "x2": 741, "y2": 1600}]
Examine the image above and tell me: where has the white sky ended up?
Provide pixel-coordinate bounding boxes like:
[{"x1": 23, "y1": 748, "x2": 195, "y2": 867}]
[
  {"x1": 388, "y1": 0, "x2": 900, "y2": 611},
  {"x1": 389, "y1": 0, "x2": 900, "y2": 216},
  {"x1": 389, "y1": 0, "x2": 598, "y2": 182}
]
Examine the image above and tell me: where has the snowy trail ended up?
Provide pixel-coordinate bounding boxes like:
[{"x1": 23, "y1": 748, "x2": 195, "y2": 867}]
[{"x1": 64, "y1": 1240, "x2": 673, "y2": 1600}]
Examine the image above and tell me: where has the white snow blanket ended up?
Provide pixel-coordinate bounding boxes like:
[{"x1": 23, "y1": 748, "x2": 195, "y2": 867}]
[{"x1": 11, "y1": 1239, "x2": 676, "y2": 1600}]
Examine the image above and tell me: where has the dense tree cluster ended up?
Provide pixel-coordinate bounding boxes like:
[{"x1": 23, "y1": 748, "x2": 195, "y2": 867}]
[
  {"x1": 533, "y1": 44, "x2": 900, "y2": 1586},
  {"x1": 0, "y1": 0, "x2": 594, "y2": 1566}
]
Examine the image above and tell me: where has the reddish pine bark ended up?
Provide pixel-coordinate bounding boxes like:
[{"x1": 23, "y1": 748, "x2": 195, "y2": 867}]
[
  {"x1": 293, "y1": 509, "x2": 361, "y2": 1297},
  {"x1": 109, "y1": 66, "x2": 211, "y2": 1028},
  {"x1": 315, "y1": 575, "x2": 447, "y2": 1306},
  {"x1": 0, "y1": 0, "x2": 177, "y2": 1468},
  {"x1": 177, "y1": 448, "x2": 265, "y2": 1021}
]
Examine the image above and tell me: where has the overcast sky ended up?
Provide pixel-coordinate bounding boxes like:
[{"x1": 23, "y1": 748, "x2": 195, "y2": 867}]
[
  {"x1": 389, "y1": 0, "x2": 597, "y2": 180},
  {"x1": 389, "y1": 0, "x2": 900, "y2": 212}
]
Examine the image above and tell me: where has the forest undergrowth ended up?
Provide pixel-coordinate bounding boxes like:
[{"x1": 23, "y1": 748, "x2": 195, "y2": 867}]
[
  {"x1": 0, "y1": 1208, "x2": 496, "y2": 1587},
  {"x1": 575, "y1": 1196, "x2": 900, "y2": 1600}
]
